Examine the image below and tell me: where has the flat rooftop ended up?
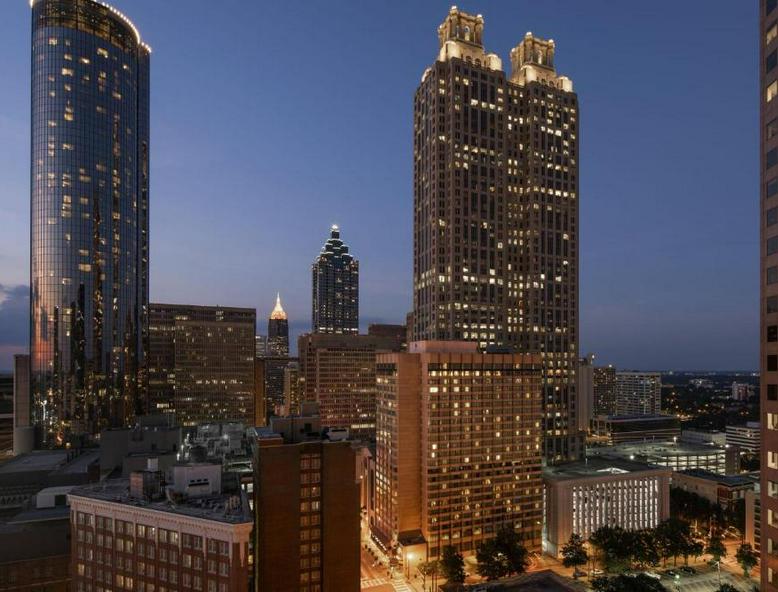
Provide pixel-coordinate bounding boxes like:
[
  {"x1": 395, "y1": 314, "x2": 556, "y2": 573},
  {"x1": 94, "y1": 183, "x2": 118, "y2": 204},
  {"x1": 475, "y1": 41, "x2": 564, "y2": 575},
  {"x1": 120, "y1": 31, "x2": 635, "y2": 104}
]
[
  {"x1": 588, "y1": 440, "x2": 727, "y2": 458},
  {"x1": 676, "y1": 469, "x2": 759, "y2": 486},
  {"x1": 543, "y1": 456, "x2": 666, "y2": 482},
  {"x1": 0, "y1": 450, "x2": 69, "y2": 474},
  {"x1": 69, "y1": 480, "x2": 252, "y2": 525}
]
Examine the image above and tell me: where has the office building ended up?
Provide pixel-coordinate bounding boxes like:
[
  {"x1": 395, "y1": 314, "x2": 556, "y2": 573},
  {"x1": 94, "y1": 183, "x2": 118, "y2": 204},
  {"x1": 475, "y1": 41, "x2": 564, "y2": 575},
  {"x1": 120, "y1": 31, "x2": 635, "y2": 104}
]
[
  {"x1": 590, "y1": 414, "x2": 680, "y2": 445},
  {"x1": 672, "y1": 469, "x2": 758, "y2": 510},
  {"x1": 615, "y1": 371, "x2": 662, "y2": 416},
  {"x1": 680, "y1": 428, "x2": 726, "y2": 447},
  {"x1": 30, "y1": 0, "x2": 151, "y2": 443},
  {"x1": 312, "y1": 225, "x2": 359, "y2": 335},
  {"x1": 577, "y1": 355, "x2": 594, "y2": 433},
  {"x1": 258, "y1": 357, "x2": 296, "y2": 419},
  {"x1": 732, "y1": 381, "x2": 755, "y2": 401},
  {"x1": 593, "y1": 365, "x2": 617, "y2": 416},
  {"x1": 372, "y1": 342, "x2": 544, "y2": 560},
  {"x1": 254, "y1": 414, "x2": 360, "y2": 592},
  {"x1": 298, "y1": 333, "x2": 403, "y2": 439},
  {"x1": 543, "y1": 456, "x2": 671, "y2": 557},
  {"x1": 267, "y1": 294, "x2": 289, "y2": 357},
  {"x1": 283, "y1": 361, "x2": 303, "y2": 416},
  {"x1": 147, "y1": 304, "x2": 256, "y2": 426},
  {"x1": 588, "y1": 440, "x2": 737, "y2": 475},
  {"x1": 367, "y1": 324, "x2": 408, "y2": 350},
  {"x1": 411, "y1": 8, "x2": 580, "y2": 462},
  {"x1": 255, "y1": 335, "x2": 268, "y2": 358},
  {"x1": 727, "y1": 421, "x2": 760, "y2": 454},
  {"x1": 68, "y1": 461, "x2": 253, "y2": 592}
]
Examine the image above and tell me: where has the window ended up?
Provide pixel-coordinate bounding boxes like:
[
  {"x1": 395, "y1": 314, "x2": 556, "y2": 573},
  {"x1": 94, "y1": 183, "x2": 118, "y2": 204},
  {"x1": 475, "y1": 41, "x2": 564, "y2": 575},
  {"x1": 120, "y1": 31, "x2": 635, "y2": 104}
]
[
  {"x1": 769, "y1": 267, "x2": 778, "y2": 284},
  {"x1": 769, "y1": 50, "x2": 777, "y2": 74},
  {"x1": 769, "y1": 354, "x2": 778, "y2": 372},
  {"x1": 769, "y1": 236, "x2": 778, "y2": 255},
  {"x1": 770, "y1": 22, "x2": 778, "y2": 45},
  {"x1": 769, "y1": 179, "x2": 778, "y2": 198},
  {"x1": 770, "y1": 0, "x2": 778, "y2": 16},
  {"x1": 769, "y1": 295, "x2": 778, "y2": 313},
  {"x1": 769, "y1": 325, "x2": 777, "y2": 342},
  {"x1": 769, "y1": 81, "x2": 778, "y2": 103},
  {"x1": 770, "y1": 118, "x2": 778, "y2": 140},
  {"x1": 770, "y1": 148, "x2": 778, "y2": 169}
]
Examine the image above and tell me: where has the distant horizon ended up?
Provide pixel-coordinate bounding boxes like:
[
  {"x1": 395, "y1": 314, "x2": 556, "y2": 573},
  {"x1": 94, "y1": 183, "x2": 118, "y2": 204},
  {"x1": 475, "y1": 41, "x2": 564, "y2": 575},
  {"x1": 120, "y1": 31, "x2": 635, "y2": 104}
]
[{"x1": 0, "y1": 0, "x2": 759, "y2": 371}]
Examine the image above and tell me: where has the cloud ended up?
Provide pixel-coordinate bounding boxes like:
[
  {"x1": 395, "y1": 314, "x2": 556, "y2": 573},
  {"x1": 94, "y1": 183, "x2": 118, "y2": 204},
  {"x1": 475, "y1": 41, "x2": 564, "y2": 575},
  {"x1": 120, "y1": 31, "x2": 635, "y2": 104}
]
[{"x1": 0, "y1": 284, "x2": 28, "y2": 370}]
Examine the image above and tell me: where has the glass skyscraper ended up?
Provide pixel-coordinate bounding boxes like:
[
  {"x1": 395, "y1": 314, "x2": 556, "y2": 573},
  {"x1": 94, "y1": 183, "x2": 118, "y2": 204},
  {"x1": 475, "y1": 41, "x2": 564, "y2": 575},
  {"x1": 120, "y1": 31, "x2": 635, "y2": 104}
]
[
  {"x1": 311, "y1": 225, "x2": 359, "y2": 334},
  {"x1": 30, "y1": 0, "x2": 150, "y2": 444}
]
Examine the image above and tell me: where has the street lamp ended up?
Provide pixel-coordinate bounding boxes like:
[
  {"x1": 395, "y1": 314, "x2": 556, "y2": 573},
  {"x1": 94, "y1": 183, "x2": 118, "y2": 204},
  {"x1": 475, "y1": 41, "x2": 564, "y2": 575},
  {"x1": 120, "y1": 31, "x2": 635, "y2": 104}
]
[{"x1": 407, "y1": 552, "x2": 415, "y2": 579}]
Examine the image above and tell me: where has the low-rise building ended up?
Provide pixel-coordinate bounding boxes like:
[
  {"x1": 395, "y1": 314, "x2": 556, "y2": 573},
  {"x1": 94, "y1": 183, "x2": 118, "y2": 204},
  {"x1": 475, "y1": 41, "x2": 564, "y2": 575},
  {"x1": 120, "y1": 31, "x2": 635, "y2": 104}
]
[
  {"x1": 587, "y1": 440, "x2": 737, "y2": 475},
  {"x1": 672, "y1": 469, "x2": 758, "y2": 509},
  {"x1": 590, "y1": 414, "x2": 680, "y2": 445},
  {"x1": 680, "y1": 428, "x2": 727, "y2": 447},
  {"x1": 543, "y1": 456, "x2": 671, "y2": 557},
  {"x1": 727, "y1": 422, "x2": 761, "y2": 454},
  {"x1": 68, "y1": 461, "x2": 253, "y2": 592}
]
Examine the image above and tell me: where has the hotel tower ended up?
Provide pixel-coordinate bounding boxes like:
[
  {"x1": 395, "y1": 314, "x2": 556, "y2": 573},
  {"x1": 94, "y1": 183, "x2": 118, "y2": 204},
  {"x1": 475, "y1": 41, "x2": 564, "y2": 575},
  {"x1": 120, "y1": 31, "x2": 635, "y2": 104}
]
[
  {"x1": 30, "y1": 0, "x2": 150, "y2": 443},
  {"x1": 412, "y1": 8, "x2": 581, "y2": 461}
]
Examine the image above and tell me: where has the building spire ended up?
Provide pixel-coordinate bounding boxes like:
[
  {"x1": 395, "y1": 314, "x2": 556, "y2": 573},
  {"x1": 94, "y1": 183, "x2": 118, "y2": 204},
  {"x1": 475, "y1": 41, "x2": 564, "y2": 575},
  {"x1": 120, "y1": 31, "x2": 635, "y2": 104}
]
[{"x1": 270, "y1": 293, "x2": 287, "y2": 320}]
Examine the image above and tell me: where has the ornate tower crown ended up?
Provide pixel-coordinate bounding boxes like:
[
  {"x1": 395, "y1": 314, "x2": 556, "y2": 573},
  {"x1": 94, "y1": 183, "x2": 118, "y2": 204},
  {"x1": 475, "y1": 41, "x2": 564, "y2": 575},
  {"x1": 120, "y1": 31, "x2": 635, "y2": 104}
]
[
  {"x1": 270, "y1": 293, "x2": 287, "y2": 320},
  {"x1": 438, "y1": 6, "x2": 484, "y2": 48}
]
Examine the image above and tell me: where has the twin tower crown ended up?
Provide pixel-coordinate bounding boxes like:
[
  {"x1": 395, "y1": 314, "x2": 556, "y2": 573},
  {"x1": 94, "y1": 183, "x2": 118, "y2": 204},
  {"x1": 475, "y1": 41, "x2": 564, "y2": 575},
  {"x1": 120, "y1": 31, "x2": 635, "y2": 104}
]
[{"x1": 435, "y1": 6, "x2": 572, "y2": 92}]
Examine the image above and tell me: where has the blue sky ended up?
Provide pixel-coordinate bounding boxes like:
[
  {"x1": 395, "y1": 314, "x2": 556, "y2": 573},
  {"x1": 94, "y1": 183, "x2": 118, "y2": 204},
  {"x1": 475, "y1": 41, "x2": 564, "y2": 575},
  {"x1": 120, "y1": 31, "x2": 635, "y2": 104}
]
[{"x1": 0, "y1": 0, "x2": 758, "y2": 370}]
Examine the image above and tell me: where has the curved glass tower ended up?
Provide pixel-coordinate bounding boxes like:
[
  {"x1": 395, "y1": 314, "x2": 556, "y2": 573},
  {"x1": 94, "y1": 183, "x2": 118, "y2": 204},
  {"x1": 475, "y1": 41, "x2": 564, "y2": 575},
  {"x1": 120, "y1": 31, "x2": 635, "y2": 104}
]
[
  {"x1": 30, "y1": 0, "x2": 150, "y2": 444},
  {"x1": 311, "y1": 225, "x2": 359, "y2": 334}
]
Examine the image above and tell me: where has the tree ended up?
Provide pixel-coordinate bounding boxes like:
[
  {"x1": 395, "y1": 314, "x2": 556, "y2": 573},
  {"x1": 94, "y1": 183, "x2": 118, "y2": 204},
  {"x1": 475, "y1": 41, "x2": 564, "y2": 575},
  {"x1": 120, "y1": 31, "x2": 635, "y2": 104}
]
[
  {"x1": 716, "y1": 585, "x2": 739, "y2": 592},
  {"x1": 561, "y1": 533, "x2": 589, "y2": 576},
  {"x1": 656, "y1": 518, "x2": 695, "y2": 566},
  {"x1": 440, "y1": 546, "x2": 466, "y2": 584},
  {"x1": 630, "y1": 529, "x2": 660, "y2": 569},
  {"x1": 475, "y1": 524, "x2": 529, "y2": 580},
  {"x1": 590, "y1": 525, "x2": 631, "y2": 572},
  {"x1": 706, "y1": 532, "x2": 727, "y2": 563},
  {"x1": 418, "y1": 560, "x2": 440, "y2": 592},
  {"x1": 735, "y1": 543, "x2": 758, "y2": 578}
]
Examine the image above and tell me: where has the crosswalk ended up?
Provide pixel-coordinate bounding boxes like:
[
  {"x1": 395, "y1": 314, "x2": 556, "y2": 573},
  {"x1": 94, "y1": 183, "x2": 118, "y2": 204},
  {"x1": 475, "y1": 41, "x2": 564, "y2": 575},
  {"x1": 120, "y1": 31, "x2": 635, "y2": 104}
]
[
  {"x1": 390, "y1": 576, "x2": 413, "y2": 591},
  {"x1": 360, "y1": 577, "x2": 388, "y2": 589}
]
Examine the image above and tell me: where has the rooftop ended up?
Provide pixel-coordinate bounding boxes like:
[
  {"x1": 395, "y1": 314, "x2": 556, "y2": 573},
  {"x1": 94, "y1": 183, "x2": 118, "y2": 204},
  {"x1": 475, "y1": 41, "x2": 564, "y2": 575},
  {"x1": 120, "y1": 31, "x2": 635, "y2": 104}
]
[
  {"x1": 588, "y1": 440, "x2": 728, "y2": 458},
  {"x1": 68, "y1": 479, "x2": 252, "y2": 525},
  {"x1": 675, "y1": 469, "x2": 759, "y2": 487},
  {"x1": 543, "y1": 456, "x2": 667, "y2": 482}
]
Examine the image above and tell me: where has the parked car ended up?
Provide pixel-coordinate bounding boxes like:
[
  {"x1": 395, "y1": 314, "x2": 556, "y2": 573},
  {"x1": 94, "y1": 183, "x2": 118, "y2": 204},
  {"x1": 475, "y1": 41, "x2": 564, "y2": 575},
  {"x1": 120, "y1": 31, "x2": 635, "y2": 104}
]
[
  {"x1": 666, "y1": 570, "x2": 678, "y2": 577},
  {"x1": 643, "y1": 571, "x2": 662, "y2": 580},
  {"x1": 679, "y1": 566, "x2": 697, "y2": 575},
  {"x1": 590, "y1": 569, "x2": 604, "y2": 576}
]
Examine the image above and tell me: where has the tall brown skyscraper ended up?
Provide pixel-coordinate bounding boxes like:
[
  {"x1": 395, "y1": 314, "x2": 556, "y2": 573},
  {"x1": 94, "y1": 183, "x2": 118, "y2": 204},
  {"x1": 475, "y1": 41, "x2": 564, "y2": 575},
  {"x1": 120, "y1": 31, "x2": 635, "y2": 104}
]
[
  {"x1": 412, "y1": 8, "x2": 580, "y2": 461},
  {"x1": 762, "y1": 0, "x2": 778, "y2": 587}
]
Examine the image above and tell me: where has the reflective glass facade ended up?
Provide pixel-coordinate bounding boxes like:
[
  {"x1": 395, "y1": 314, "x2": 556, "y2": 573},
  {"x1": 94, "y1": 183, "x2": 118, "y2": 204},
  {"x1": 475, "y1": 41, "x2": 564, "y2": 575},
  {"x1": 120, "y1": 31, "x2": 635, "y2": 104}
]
[
  {"x1": 311, "y1": 226, "x2": 359, "y2": 334},
  {"x1": 30, "y1": 0, "x2": 150, "y2": 443}
]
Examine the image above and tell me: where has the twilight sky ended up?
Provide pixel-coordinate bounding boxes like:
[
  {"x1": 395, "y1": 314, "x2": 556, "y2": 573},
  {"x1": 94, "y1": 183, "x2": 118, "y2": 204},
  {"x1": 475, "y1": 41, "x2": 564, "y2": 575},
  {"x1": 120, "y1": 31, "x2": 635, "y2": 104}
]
[{"x1": 0, "y1": 0, "x2": 758, "y2": 371}]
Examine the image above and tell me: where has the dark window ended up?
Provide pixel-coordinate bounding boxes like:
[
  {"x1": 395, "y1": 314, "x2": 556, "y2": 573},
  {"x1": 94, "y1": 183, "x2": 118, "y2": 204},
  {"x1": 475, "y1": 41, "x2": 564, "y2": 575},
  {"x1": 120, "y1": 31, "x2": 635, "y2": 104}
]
[
  {"x1": 770, "y1": 384, "x2": 778, "y2": 401},
  {"x1": 771, "y1": 0, "x2": 778, "y2": 15},
  {"x1": 769, "y1": 118, "x2": 778, "y2": 140},
  {"x1": 769, "y1": 266, "x2": 778, "y2": 284},
  {"x1": 769, "y1": 179, "x2": 778, "y2": 198},
  {"x1": 769, "y1": 295, "x2": 778, "y2": 312},
  {"x1": 770, "y1": 207, "x2": 778, "y2": 226},
  {"x1": 768, "y1": 50, "x2": 777, "y2": 74},
  {"x1": 769, "y1": 236, "x2": 778, "y2": 255},
  {"x1": 769, "y1": 355, "x2": 778, "y2": 372},
  {"x1": 769, "y1": 148, "x2": 778, "y2": 169},
  {"x1": 769, "y1": 325, "x2": 778, "y2": 342}
]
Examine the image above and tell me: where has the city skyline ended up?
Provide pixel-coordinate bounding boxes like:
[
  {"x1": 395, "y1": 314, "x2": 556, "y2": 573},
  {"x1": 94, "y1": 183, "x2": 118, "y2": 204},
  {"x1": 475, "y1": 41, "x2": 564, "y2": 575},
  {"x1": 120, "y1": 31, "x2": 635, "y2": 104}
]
[{"x1": 0, "y1": 0, "x2": 758, "y2": 371}]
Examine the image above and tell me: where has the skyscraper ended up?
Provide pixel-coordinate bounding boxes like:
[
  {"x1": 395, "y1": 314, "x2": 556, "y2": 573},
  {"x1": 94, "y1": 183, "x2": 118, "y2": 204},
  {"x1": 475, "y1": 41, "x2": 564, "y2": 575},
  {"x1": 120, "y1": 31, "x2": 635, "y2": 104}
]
[
  {"x1": 412, "y1": 8, "x2": 580, "y2": 461},
  {"x1": 593, "y1": 364, "x2": 617, "y2": 416},
  {"x1": 30, "y1": 0, "x2": 150, "y2": 444},
  {"x1": 147, "y1": 304, "x2": 256, "y2": 426},
  {"x1": 614, "y1": 371, "x2": 661, "y2": 416},
  {"x1": 267, "y1": 293, "x2": 289, "y2": 357},
  {"x1": 312, "y1": 225, "x2": 359, "y2": 334},
  {"x1": 762, "y1": 0, "x2": 778, "y2": 587}
]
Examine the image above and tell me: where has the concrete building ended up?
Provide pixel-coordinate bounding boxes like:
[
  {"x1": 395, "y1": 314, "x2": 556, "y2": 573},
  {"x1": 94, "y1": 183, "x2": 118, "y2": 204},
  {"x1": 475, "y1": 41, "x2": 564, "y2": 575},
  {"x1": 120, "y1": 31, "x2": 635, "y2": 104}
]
[
  {"x1": 727, "y1": 422, "x2": 761, "y2": 454},
  {"x1": 372, "y1": 342, "x2": 544, "y2": 560},
  {"x1": 367, "y1": 324, "x2": 408, "y2": 350},
  {"x1": 29, "y1": 0, "x2": 150, "y2": 444},
  {"x1": 68, "y1": 461, "x2": 253, "y2": 592},
  {"x1": 543, "y1": 456, "x2": 671, "y2": 557},
  {"x1": 680, "y1": 428, "x2": 727, "y2": 447},
  {"x1": 590, "y1": 414, "x2": 680, "y2": 445},
  {"x1": 732, "y1": 382, "x2": 755, "y2": 401},
  {"x1": 298, "y1": 333, "x2": 404, "y2": 439},
  {"x1": 576, "y1": 355, "x2": 594, "y2": 434},
  {"x1": 411, "y1": 8, "x2": 581, "y2": 462},
  {"x1": 253, "y1": 416, "x2": 360, "y2": 592},
  {"x1": 672, "y1": 469, "x2": 758, "y2": 509},
  {"x1": 615, "y1": 372, "x2": 662, "y2": 416},
  {"x1": 100, "y1": 415, "x2": 181, "y2": 478},
  {"x1": 588, "y1": 440, "x2": 737, "y2": 475},
  {"x1": 312, "y1": 225, "x2": 359, "y2": 335},
  {"x1": 592, "y1": 365, "x2": 617, "y2": 418},
  {"x1": 147, "y1": 304, "x2": 256, "y2": 426},
  {"x1": 13, "y1": 354, "x2": 34, "y2": 455}
]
